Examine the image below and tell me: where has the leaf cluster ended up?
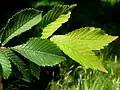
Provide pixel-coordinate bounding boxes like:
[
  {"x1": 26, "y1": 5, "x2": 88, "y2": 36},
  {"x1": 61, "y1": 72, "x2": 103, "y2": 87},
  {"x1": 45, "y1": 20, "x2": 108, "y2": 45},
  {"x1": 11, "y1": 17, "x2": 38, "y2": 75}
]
[{"x1": 0, "y1": 4, "x2": 117, "y2": 83}]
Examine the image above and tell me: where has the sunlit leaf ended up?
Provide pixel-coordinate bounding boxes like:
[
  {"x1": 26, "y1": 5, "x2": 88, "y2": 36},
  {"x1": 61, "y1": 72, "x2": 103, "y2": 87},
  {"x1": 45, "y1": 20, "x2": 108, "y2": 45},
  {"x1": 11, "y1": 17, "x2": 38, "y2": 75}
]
[
  {"x1": 0, "y1": 48, "x2": 11, "y2": 79},
  {"x1": 51, "y1": 27, "x2": 118, "y2": 72}
]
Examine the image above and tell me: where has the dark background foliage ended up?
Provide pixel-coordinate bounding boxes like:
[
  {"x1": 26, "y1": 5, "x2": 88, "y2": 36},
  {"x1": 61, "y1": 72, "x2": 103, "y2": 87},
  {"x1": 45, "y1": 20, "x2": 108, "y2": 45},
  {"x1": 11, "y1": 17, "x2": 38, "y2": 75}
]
[{"x1": 1, "y1": 0, "x2": 120, "y2": 90}]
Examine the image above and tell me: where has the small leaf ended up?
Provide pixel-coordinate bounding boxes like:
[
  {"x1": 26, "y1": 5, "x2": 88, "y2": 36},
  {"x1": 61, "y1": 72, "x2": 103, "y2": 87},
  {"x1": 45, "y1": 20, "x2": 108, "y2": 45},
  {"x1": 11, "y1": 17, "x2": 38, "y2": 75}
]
[
  {"x1": 0, "y1": 30, "x2": 3, "y2": 43},
  {"x1": 51, "y1": 27, "x2": 118, "y2": 72},
  {"x1": 29, "y1": 62, "x2": 40, "y2": 79},
  {"x1": 12, "y1": 38, "x2": 66, "y2": 66},
  {"x1": 36, "y1": 4, "x2": 76, "y2": 38},
  {"x1": 0, "y1": 48, "x2": 11, "y2": 79},
  {"x1": 41, "y1": 12, "x2": 71, "y2": 38},
  {"x1": 1, "y1": 8, "x2": 42, "y2": 46}
]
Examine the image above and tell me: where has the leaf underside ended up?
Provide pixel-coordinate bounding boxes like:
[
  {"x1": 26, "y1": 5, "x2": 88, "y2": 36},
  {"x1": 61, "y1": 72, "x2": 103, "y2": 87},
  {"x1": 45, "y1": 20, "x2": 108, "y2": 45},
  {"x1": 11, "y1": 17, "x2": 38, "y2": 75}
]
[
  {"x1": 51, "y1": 27, "x2": 118, "y2": 72},
  {"x1": 41, "y1": 12, "x2": 71, "y2": 39},
  {"x1": 1, "y1": 8, "x2": 42, "y2": 46},
  {"x1": 12, "y1": 38, "x2": 66, "y2": 66}
]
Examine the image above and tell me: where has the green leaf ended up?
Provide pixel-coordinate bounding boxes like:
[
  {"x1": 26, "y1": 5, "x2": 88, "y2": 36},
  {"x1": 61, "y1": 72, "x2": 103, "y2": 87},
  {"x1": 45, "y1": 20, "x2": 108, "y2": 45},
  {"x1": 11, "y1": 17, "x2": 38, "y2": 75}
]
[
  {"x1": 29, "y1": 62, "x2": 40, "y2": 80},
  {"x1": 39, "y1": 4, "x2": 76, "y2": 38},
  {"x1": 0, "y1": 48, "x2": 11, "y2": 79},
  {"x1": 1, "y1": 8, "x2": 42, "y2": 46},
  {"x1": 6, "y1": 49, "x2": 32, "y2": 82},
  {"x1": 51, "y1": 27, "x2": 118, "y2": 72},
  {"x1": 12, "y1": 38, "x2": 66, "y2": 66},
  {"x1": 41, "y1": 12, "x2": 71, "y2": 39}
]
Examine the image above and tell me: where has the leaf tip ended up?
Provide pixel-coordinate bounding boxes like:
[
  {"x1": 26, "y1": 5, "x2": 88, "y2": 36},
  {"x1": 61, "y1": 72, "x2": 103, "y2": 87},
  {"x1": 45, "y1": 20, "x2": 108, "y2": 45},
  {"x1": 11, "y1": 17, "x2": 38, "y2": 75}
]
[
  {"x1": 100, "y1": 66, "x2": 108, "y2": 73},
  {"x1": 102, "y1": 69, "x2": 108, "y2": 73},
  {"x1": 114, "y1": 36, "x2": 119, "y2": 40}
]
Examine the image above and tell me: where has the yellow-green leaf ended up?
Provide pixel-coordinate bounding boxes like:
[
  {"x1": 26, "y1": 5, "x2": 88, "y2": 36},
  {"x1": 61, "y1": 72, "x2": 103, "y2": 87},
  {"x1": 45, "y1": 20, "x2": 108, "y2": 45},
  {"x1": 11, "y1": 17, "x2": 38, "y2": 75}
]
[{"x1": 51, "y1": 27, "x2": 118, "y2": 72}]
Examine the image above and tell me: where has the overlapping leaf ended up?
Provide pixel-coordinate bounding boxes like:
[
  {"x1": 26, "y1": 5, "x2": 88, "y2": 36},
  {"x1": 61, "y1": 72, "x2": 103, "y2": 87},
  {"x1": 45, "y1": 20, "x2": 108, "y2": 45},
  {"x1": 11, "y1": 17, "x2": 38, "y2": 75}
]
[
  {"x1": 1, "y1": 8, "x2": 42, "y2": 46},
  {"x1": 0, "y1": 48, "x2": 11, "y2": 79},
  {"x1": 65, "y1": 27, "x2": 118, "y2": 50},
  {"x1": 39, "y1": 4, "x2": 76, "y2": 38},
  {"x1": 29, "y1": 62, "x2": 40, "y2": 79},
  {"x1": 12, "y1": 38, "x2": 66, "y2": 66},
  {"x1": 41, "y1": 12, "x2": 71, "y2": 38},
  {"x1": 6, "y1": 49, "x2": 32, "y2": 82},
  {"x1": 51, "y1": 27, "x2": 118, "y2": 72}
]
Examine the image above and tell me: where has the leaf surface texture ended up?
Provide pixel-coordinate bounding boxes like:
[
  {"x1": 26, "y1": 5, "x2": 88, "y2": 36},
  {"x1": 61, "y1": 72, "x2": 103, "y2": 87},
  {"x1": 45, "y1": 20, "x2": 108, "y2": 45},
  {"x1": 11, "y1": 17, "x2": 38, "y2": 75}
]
[
  {"x1": 51, "y1": 27, "x2": 118, "y2": 72},
  {"x1": 1, "y1": 8, "x2": 42, "y2": 46},
  {"x1": 39, "y1": 4, "x2": 76, "y2": 38},
  {"x1": 0, "y1": 49, "x2": 11, "y2": 79},
  {"x1": 12, "y1": 38, "x2": 66, "y2": 66}
]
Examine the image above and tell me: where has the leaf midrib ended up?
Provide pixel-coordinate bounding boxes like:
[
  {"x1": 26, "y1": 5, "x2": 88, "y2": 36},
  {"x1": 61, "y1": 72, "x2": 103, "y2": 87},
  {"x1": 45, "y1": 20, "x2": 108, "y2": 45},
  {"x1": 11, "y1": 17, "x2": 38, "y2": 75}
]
[
  {"x1": 2, "y1": 13, "x2": 41, "y2": 46},
  {"x1": 12, "y1": 48, "x2": 64, "y2": 57},
  {"x1": 53, "y1": 40, "x2": 103, "y2": 70}
]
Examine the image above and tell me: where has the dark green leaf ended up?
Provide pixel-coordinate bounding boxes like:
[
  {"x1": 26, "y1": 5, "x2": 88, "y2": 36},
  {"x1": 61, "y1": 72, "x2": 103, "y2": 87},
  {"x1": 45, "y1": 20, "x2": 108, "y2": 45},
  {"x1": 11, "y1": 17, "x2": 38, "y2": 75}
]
[
  {"x1": 12, "y1": 38, "x2": 66, "y2": 66},
  {"x1": 0, "y1": 48, "x2": 11, "y2": 79},
  {"x1": 1, "y1": 8, "x2": 42, "y2": 46}
]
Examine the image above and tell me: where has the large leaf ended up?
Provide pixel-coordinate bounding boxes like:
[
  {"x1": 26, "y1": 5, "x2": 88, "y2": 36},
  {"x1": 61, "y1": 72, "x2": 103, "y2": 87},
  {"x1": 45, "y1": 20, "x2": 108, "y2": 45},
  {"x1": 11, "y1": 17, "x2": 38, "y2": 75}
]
[
  {"x1": 5, "y1": 49, "x2": 32, "y2": 82},
  {"x1": 0, "y1": 30, "x2": 3, "y2": 43},
  {"x1": 51, "y1": 27, "x2": 118, "y2": 72},
  {"x1": 12, "y1": 38, "x2": 66, "y2": 66},
  {"x1": 0, "y1": 48, "x2": 11, "y2": 79},
  {"x1": 1, "y1": 8, "x2": 42, "y2": 46},
  {"x1": 38, "y1": 4, "x2": 76, "y2": 38},
  {"x1": 64, "y1": 27, "x2": 118, "y2": 50}
]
